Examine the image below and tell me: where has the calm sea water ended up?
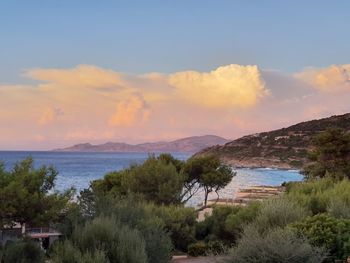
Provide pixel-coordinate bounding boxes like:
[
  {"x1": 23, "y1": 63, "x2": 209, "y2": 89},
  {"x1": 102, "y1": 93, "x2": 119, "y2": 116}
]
[{"x1": 0, "y1": 151, "x2": 303, "y2": 205}]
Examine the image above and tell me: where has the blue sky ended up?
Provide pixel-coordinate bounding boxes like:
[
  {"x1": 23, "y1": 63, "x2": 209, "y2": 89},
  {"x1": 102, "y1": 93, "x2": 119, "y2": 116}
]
[{"x1": 1, "y1": 0, "x2": 350, "y2": 83}]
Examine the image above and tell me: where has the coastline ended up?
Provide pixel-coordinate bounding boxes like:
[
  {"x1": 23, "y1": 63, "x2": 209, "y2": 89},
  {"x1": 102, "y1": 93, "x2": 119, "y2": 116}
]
[{"x1": 221, "y1": 157, "x2": 303, "y2": 170}]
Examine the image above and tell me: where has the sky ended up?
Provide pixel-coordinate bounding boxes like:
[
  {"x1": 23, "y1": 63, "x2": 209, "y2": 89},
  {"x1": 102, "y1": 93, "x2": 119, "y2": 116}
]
[{"x1": 1, "y1": 1, "x2": 350, "y2": 150}]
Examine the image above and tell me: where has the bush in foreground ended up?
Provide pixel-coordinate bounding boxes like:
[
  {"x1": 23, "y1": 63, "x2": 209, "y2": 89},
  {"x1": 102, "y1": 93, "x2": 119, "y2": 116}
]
[
  {"x1": 252, "y1": 197, "x2": 307, "y2": 234},
  {"x1": 292, "y1": 213, "x2": 350, "y2": 261},
  {"x1": 2, "y1": 238, "x2": 44, "y2": 263},
  {"x1": 227, "y1": 227, "x2": 326, "y2": 263},
  {"x1": 51, "y1": 216, "x2": 148, "y2": 263},
  {"x1": 51, "y1": 240, "x2": 108, "y2": 263}
]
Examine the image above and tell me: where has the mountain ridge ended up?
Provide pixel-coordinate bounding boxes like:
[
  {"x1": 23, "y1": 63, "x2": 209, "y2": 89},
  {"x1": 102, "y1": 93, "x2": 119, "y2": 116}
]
[
  {"x1": 53, "y1": 135, "x2": 229, "y2": 153},
  {"x1": 195, "y1": 113, "x2": 350, "y2": 169}
]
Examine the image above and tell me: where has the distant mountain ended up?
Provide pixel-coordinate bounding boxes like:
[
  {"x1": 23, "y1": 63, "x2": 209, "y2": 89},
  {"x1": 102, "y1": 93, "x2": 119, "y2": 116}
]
[
  {"x1": 195, "y1": 113, "x2": 350, "y2": 169},
  {"x1": 54, "y1": 135, "x2": 229, "y2": 153}
]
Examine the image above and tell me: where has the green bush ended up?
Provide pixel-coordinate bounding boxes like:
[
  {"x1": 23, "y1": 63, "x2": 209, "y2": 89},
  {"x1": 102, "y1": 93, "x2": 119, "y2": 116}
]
[
  {"x1": 206, "y1": 206, "x2": 240, "y2": 242},
  {"x1": 3, "y1": 238, "x2": 44, "y2": 263},
  {"x1": 61, "y1": 195, "x2": 174, "y2": 263},
  {"x1": 328, "y1": 198, "x2": 350, "y2": 219},
  {"x1": 51, "y1": 216, "x2": 148, "y2": 263},
  {"x1": 252, "y1": 197, "x2": 307, "y2": 234},
  {"x1": 227, "y1": 227, "x2": 326, "y2": 263},
  {"x1": 51, "y1": 240, "x2": 108, "y2": 263},
  {"x1": 93, "y1": 196, "x2": 173, "y2": 260},
  {"x1": 206, "y1": 240, "x2": 228, "y2": 255},
  {"x1": 187, "y1": 242, "x2": 207, "y2": 257},
  {"x1": 74, "y1": 216, "x2": 147, "y2": 263},
  {"x1": 148, "y1": 204, "x2": 197, "y2": 252},
  {"x1": 137, "y1": 217, "x2": 173, "y2": 263},
  {"x1": 286, "y1": 179, "x2": 350, "y2": 215},
  {"x1": 225, "y1": 201, "x2": 261, "y2": 237},
  {"x1": 292, "y1": 214, "x2": 350, "y2": 261},
  {"x1": 195, "y1": 203, "x2": 261, "y2": 245}
]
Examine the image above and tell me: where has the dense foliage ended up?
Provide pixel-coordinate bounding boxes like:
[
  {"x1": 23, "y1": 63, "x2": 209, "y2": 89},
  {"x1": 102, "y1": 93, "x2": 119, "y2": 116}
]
[
  {"x1": 292, "y1": 214, "x2": 350, "y2": 260},
  {"x1": 92, "y1": 153, "x2": 235, "y2": 207},
  {"x1": 303, "y1": 128, "x2": 350, "y2": 180},
  {"x1": 51, "y1": 216, "x2": 148, "y2": 263},
  {"x1": 227, "y1": 227, "x2": 326, "y2": 263},
  {"x1": 0, "y1": 157, "x2": 73, "y2": 229},
  {"x1": 1, "y1": 238, "x2": 45, "y2": 263},
  {"x1": 2, "y1": 137, "x2": 350, "y2": 262}
]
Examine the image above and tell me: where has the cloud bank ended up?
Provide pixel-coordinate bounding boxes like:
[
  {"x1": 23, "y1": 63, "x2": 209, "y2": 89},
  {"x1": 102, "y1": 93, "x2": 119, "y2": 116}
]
[{"x1": 0, "y1": 63, "x2": 350, "y2": 150}]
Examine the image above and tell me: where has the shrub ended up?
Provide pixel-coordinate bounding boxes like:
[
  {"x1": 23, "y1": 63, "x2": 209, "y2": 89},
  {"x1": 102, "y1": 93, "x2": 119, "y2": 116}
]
[
  {"x1": 224, "y1": 201, "x2": 261, "y2": 237},
  {"x1": 328, "y1": 198, "x2": 350, "y2": 219},
  {"x1": 252, "y1": 197, "x2": 307, "y2": 234},
  {"x1": 149, "y1": 204, "x2": 197, "y2": 252},
  {"x1": 51, "y1": 240, "x2": 84, "y2": 263},
  {"x1": 227, "y1": 227, "x2": 326, "y2": 263},
  {"x1": 3, "y1": 238, "x2": 44, "y2": 263},
  {"x1": 292, "y1": 214, "x2": 350, "y2": 261},
  {"x1": 51, "y1": 240, "x2": 108, "y2": 263},
  {"x1": 195, "y1": 202, "x2": 261, "y2": 246},
  {"x1": 137, "y1": 217, "x2": 173, "y2": 263},
  {"x1": 97, "y1": 196, "x2": 175, "y2": 259},
  {"x1": 206, "y1": 206, "x2": 240, "y2": 242},
  {"x1": 286, "y1": 179, "x2": 350, "y2": 215},
  {"x1": 206, "y1": 240, "x2": 228, "y2": 255},
  {"x1": 92, "y1": 195, "x2": 174, "y2": 261},
  {"x1": 73, "y1": 216, "x2": 147, "y2": 263},
  {"x1": 188, "y1": 242, "x2": 207, "y2": 257},
  {"x1": 51, "y1": 216, "x2": 148, "y2": 263}
]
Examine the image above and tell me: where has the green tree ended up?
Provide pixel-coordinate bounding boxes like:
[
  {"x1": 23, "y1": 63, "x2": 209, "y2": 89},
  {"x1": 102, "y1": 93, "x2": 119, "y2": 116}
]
[
  {"x1": 92, "y1": 154, "x2": 185, "y2": 205},
  {"x1": 92, "y1": 154, "x2": 234, "y2": 206},
  {"x1": 0, "y1": 157, "x2": 73, "y2": 229},
  {"x1": 128, "y1": 155, "x2": 185, "y2": 205},
  {"x1": 182, "y1": 155, "x2": 235, "y2": 207},
  {"x1": 303, "y1": 128, "x2": 350, "y2": 180}
]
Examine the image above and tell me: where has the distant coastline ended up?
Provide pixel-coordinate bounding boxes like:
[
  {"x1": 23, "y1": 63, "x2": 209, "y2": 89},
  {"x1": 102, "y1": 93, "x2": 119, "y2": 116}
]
[{"x1": 53, "y1": 135, "x2": 229, "y2": 153}]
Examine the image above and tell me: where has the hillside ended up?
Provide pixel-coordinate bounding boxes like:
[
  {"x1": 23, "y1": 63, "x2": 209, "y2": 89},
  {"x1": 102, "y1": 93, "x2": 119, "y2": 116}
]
[
  {"x1": 54, "y1": 135, "x2": 229, "y2": 153},
  {"x1": 196, "y1": 113, "x2": 350, "y2": 169}
]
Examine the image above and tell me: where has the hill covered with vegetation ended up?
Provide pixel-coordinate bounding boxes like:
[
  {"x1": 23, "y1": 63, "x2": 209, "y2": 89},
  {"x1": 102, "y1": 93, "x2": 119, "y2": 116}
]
[{"x1": 196, "y1": 113, "x2": 350, "y2": 169}]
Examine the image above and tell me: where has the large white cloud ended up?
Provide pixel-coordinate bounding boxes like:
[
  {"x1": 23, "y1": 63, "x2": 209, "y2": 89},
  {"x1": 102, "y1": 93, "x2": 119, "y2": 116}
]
[{"x1": 168, "y1": 64, "x2": 269, "y2": 108}]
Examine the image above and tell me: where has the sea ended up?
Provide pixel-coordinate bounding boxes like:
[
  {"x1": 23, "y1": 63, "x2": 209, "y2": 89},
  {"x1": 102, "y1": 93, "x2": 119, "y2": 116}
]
[{"x1": 0, "y1": 151, "x2": 303, "y2": 206}]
